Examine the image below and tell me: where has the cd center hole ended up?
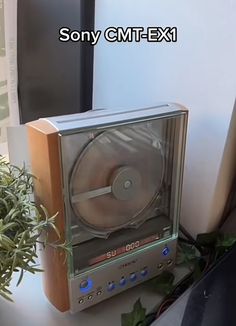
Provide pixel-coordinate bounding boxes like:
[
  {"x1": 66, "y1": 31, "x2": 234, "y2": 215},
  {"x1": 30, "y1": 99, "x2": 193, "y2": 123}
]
[{"x1": 124, "y1": 180, "x2": 132, "y2": 189}]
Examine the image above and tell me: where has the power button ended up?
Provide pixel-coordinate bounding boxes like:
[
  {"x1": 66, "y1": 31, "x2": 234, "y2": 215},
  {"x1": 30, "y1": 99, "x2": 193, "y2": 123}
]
[
  {"x1": 162, "y1": 246, "x2": 170, "y2": 256},
  {"x1": 79, "y1": 279, "x2": 93, "y2": 294},
  {"x1": 80, "y1": 280, "x2": 88, "y2": 289}
]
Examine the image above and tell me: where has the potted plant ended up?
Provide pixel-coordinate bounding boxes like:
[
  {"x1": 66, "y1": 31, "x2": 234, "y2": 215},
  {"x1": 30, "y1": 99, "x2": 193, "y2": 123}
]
[{"x1": 0, "y1": 156, "x2": 68, "y2": 301}]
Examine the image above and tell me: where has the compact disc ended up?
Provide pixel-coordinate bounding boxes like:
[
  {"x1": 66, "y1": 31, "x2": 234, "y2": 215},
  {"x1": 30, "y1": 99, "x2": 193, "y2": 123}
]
[{"x1": 70, "y1": 122, "x2": 164, "y2": 234}]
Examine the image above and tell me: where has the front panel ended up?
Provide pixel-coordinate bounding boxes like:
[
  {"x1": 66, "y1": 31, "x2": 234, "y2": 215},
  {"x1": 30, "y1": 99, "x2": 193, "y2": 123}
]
[{"x1": 69, "y1": 239, "x2": 177, "y2": 312}]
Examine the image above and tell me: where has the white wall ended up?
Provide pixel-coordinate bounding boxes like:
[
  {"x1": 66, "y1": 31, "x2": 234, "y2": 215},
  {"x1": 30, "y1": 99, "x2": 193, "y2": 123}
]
[{"x1": 93, "y1": 0, "x2": 236, "y2": 236}]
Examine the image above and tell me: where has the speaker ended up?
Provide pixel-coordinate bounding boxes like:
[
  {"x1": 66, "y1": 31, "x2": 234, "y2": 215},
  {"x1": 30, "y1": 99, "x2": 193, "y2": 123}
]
[{"x1": 17, "y1": 0, "x2": 95, "y2": 123}]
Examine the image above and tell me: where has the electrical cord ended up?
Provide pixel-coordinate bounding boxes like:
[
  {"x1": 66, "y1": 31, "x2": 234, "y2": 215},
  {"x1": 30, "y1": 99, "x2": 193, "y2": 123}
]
[
  {"x1": 135, "y1": 224, "x2": 227, "y2": 326},
  {"x1": 137, "y1": 235, "x2": 212, "y2": 325},
  {"x1": 137, "y1": 180, "x2": 236, "y2": 325},
  {"x1": 179, "y1": 224, "x2": 205, "y2": 255},
  {"x1": 135, "y1": 270, "x2": 195, "y2": 326},
  {"x1": 178, "y1": 236, "x2": 195, "y2": 245}
]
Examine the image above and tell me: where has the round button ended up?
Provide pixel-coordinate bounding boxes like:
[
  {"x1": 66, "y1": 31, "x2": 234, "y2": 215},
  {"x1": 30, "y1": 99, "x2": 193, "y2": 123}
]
[
  {"x1": 158, "y1": 263, "x2": 164, "y2": 269},
  {"x1": 97, "y1": 291, "x2": 102, "y2": 296},
  {"x1": 107, "y1": 282, "x2": 115, "y2": 292},
  {"x1": 119, "y1": 277, "x2": 126, "y2": 286},
  {"x1": 88, "y1": 295, "x2": 93, "y2": 300},
  {"x1": 80, "y1": 280, "x2": 88, "y2": 289},
  {"x1": 130, "y1": 273, "x2": 137, "y2": 282},
  {"x1": 167, "y1": 259, "x2": 173, "y2": 266},
  {"x1": 162, "y1": 246, "x2": 170, "y2": 256},
  {"x1": 79, "y1": 278, "x2": 93, "y2": 294},
  {"x1": 141, "y1": 269, "x2": 148, "y2": 277},
  {"x1": 78, "y1": 298, "x2": 84, "y2": 304}
]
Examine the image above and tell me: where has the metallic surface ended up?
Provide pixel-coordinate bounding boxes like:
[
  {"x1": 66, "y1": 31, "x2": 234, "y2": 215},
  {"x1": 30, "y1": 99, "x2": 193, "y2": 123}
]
[
  {"x1": 69, "y1": 238, "x2": 177, "y2": 313},
  {"x1": 42, "y1": 103, "x2": 187, "y2": 134}
]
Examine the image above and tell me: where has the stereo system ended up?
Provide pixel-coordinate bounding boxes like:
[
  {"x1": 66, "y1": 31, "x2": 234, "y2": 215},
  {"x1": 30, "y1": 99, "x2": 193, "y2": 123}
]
[{"x1": 27, "y1": 104, "x2": 188, "y2": 312}]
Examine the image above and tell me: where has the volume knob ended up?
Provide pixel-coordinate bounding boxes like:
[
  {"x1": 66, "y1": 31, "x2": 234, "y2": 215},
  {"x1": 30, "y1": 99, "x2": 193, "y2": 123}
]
[{"x1": 79, "y1": 279, "x2": 93, "y2": 293}]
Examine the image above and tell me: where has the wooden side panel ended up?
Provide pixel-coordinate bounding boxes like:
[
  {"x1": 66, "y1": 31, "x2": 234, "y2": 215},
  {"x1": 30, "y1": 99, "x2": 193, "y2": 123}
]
[{"x1": 27, "y1": 120, "x2": 69, "y2": 312}]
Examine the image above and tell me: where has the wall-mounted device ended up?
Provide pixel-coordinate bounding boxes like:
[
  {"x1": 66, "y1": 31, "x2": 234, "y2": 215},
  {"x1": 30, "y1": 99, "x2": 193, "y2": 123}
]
[{"x1": 27, "y1": 104, "x2": 188, "y2": 312}]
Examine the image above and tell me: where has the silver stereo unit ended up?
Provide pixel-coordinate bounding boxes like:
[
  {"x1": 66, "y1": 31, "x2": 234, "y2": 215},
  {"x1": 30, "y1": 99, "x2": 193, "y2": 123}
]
[{"x1": 27, "y1": 104, "x2": 188, "y2": 312}]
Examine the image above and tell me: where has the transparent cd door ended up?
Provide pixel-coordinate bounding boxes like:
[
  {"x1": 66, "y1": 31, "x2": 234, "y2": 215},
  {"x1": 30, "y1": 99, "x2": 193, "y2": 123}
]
[{"x1": 60, "y1": 112, "x2": 187, "y2": 273}]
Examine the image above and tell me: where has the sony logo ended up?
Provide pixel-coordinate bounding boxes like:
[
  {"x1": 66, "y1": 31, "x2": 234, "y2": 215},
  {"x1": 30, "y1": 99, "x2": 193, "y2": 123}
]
[{"x1": 119, "y1": 259, "x2": 138, "y2": 269}]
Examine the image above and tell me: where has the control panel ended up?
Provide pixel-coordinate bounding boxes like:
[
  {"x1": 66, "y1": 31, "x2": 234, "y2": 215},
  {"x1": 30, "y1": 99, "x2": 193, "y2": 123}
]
[{"x1": 69, "y1": 239, "x2": 176, "y2": 312}]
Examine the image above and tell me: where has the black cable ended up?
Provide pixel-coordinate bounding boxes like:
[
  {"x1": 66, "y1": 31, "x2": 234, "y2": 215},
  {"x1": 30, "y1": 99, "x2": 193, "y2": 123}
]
[
  {"x1": 134, "y1": 271, "x2": 195, "y2": 326},
  {"x1": 179, "y1": 224, "x2": 205, "y2": 254},
  {"x1": 178, "y1": 237, "x2": 195, "y2": 245},
  {"x1": 135, "y1": 226, "x2": 215, "y2": 326},
  {"x1": 179, "y1": 224, "x2": 195, "y2": 243}
]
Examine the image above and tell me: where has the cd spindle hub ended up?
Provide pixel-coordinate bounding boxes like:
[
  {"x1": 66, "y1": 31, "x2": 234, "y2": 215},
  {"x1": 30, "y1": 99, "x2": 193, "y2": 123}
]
[{"x1": 110, "y1": 167, "x2": 141, "y2": 201}]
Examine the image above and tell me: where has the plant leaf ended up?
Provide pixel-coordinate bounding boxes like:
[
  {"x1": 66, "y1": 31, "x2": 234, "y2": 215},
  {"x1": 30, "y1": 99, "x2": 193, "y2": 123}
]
[
  {"x1": 0, "y1": 156, "x2": 66, "y2": 301},
  {"x1": 48, "y1": 220, "x2": 60, "y2": 239},
  {"x1": 16, "y1": 269, "x2": 24, "y2": 287},
  {"x1": 0, "y1": 290, "x2": 14, "y2": 302},
  {"x1": 176, "y1": 243, "x2": 198, "y2": 266},
  {"x1": 151, "y1": 271, "x2": 175, "y2": 296},
  {"x1": 217, "y1": 234, "x2": 236, "y2": 248},
  {"x1": 196, "y1": 231, "x2": 219, "y2": 247},
  {"x1": 121, "y1": 299, "x2": 146, "y2": 326}
]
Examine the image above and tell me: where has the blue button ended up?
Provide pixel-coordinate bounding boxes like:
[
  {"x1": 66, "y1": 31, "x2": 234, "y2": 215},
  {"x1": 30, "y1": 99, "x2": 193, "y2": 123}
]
[
  {"x1": 162, "y1": 246, "x2": 170, "y2": 256},
  {"x1": 130, "y1": 273, "x2": 137, "y2": 282},
  {"x1": 79, "y1": 279, "x2": 93, "y2": 294},
  {"x1": 80, "y1": 280, "x2": 88, "y2": 289},
  {"x1": 107, "y1": 282, "x2": 115, "y2": 292},
  {"x1": 119, "y1": 277, "x2": 126, "y2": 286},
  {"x1": 141, "y1": 269, "x2": 148, "y2": 277}
]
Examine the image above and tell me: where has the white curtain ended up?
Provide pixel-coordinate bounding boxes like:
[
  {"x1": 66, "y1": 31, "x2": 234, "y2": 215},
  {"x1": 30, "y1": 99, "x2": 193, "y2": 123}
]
[{"x1": 0, "y1": 0, "x2": 10, "y2": 146}]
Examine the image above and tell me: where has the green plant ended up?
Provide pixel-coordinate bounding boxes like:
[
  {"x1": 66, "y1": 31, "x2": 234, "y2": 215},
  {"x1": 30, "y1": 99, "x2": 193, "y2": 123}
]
[
  {"x1": 121, "y1": 299, "x2": 146, "y2": 326},
  {"x1": 121, "y1": 231, "x2": 236, "y2": 326},
  {"x1": 0, "y1": 156, "x2": 69, "y2": 301}
]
